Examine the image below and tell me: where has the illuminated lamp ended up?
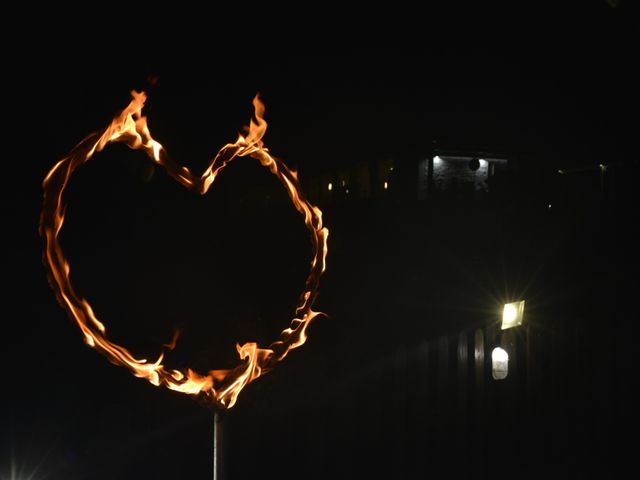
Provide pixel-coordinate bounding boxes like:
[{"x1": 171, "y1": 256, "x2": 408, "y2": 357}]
[{"x1": 501, "y1": 300, "x2": 525, "y2": 330}]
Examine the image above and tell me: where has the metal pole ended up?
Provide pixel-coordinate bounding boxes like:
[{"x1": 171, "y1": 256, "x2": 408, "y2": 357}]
[{"x1": 213, "y1": 411, "x2": 224, "y2": 480}]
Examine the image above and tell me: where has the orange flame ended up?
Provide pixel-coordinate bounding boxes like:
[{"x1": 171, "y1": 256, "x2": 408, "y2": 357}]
[{"x1": 40, "y1": 91, "x2": 329, "y2": 409}]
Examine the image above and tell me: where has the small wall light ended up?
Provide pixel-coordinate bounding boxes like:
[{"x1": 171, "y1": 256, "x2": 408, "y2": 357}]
[
  {"x1": 491, "y1": 347, "x2": 509, "y2": 380},
  {"x1": 501, "y1": 300, "x2": 525, "y2": 330}
]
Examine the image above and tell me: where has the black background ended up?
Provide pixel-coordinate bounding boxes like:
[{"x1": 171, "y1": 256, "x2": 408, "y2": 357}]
[{"x1": 2, "y1": 3, "x2": 638, "y2": 479}]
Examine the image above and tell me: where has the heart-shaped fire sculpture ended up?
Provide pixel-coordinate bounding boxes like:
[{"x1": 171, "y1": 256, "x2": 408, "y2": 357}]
[{"x1": 40, "y1": 91, "x2": 329, "y2": 409}]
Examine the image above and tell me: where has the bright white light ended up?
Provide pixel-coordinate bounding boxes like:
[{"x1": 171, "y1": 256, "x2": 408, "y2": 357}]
[
  {"x1": 327, "y1": 183, "x2": 332, "y2": 191},
  {"x1": 502, "y1": 300, "x2": 525, "y2": 330},
  {"x1": 492, "y1": 347, "x2": 509, "y2": 380},
  {"x1": 345, "y1": 189, "x2": 349, "y2": 194},
  {"x1": 383, "y1": 181, "x2": 388, "y2": 190},
  {"x1": 492, "y1": 347, "x2": 508, "y2": 362},
  {"x1": 433, "y1": 155, "x2": 443, "y2": 165},
  {"x1": 548, "y1": 204, "x2": 552, "y2": 209},
  {"x1": 389, "y1": 167, "x2": 394, "y2": 171},
  {"x1": 503, "y1": 304, "x2": 518, "y2": 323},
  {"x1": 479, "y1": 159, "x2": 488, "y2": 168}
]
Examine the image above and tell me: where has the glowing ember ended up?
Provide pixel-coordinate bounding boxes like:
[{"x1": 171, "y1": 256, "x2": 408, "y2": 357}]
[{"x1": 40, "y1": 91, "x2": 329, "y2": 409}]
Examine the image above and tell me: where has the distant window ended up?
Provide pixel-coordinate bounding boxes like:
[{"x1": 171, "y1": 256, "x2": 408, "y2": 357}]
[
  {"x1": 431, "y1": 155, "x2": 508, "y2": 195},
  {"x1": 491, "y1": 347, "x2": 509, "y2": 380},
  {"x1": 433, "y1": 156, "x2": 488, "y2": 192}
]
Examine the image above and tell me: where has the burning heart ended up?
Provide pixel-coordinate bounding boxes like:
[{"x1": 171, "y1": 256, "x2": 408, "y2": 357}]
[{"x1": 40, "y1": 91, "x2": 328, "y2": 409}]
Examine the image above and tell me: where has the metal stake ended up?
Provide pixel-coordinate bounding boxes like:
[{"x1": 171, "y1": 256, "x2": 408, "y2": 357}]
[{"x1": 213, "y1": 411, "x2": 224, "y2": 480}]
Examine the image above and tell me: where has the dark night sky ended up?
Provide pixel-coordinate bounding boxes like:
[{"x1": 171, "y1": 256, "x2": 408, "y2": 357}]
[{"x1": 2, "y1": 3, "x2": 638, "y2": 479}]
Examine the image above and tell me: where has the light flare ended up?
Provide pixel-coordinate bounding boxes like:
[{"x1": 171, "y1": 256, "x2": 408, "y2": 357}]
[{"x1": 40, "y1": 90, "x2": 329, "y2": 409}]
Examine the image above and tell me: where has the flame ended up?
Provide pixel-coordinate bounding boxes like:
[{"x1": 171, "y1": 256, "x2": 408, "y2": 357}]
[{"x1": 40, "y1": 91, "x2": 329, "y2": 409}]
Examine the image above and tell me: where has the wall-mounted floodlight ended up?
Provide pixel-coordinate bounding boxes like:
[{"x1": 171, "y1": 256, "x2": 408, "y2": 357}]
[
  {"x1": 501, "y1": 300, "x2": 525, "y2": 330},
  {"x1": 491, "y1": 347, "x2": 509, "y2": 380}
]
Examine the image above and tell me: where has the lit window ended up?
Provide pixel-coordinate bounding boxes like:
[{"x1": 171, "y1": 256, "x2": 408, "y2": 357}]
[{"x1": 492, "y1": 347, "x2": 509, "y2": 380}]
